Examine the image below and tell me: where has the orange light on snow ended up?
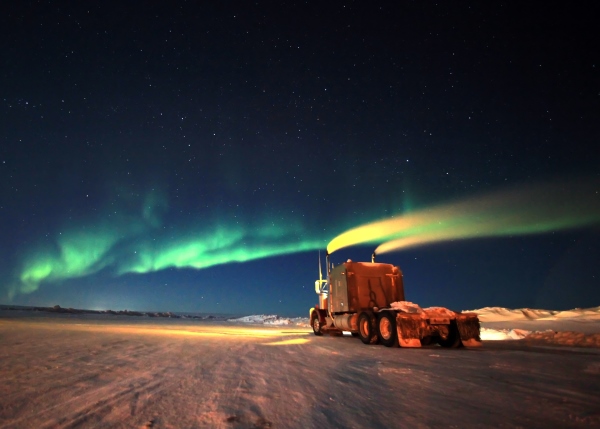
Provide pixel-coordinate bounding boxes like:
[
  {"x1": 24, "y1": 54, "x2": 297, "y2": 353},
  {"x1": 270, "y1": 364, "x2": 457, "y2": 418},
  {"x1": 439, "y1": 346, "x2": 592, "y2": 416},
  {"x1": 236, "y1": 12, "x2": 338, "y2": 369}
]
[
  {"x1": 0, "y1": 320, "x2": 310, "y2": 344},
  {"x1": 262, "y1": 338, "x2": 310, "y2": 346}
]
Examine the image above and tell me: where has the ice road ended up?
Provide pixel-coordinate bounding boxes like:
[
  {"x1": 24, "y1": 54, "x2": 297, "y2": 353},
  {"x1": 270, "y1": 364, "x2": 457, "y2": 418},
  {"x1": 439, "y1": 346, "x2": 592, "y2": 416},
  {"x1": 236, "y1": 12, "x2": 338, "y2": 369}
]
[{"x1": 0, "y1": 316, "x2": 598, "y2": 429}]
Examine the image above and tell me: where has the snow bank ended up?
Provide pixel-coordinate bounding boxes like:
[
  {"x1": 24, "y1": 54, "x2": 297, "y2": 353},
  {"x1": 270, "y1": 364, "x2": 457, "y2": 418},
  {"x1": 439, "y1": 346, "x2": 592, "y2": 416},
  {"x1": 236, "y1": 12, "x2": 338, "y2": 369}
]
[
  {"x1": 228, "y1": 314, "x2": 310, "y2": 327},
  {"x1": 472, "y1": 306, "x2": 600, "y2": 347},
  {"x1": 480, "y1": 327, "x2": 531, "y2": 341},
  {"x1": 467, "y1": 306, "x2": 600, "y2": 322},
  {"x1": 524, "y1": 330, "x2": 600, "y2": 347},
  {"x1": 480, "y1": 327, "x2": 600, "y2": 347}
]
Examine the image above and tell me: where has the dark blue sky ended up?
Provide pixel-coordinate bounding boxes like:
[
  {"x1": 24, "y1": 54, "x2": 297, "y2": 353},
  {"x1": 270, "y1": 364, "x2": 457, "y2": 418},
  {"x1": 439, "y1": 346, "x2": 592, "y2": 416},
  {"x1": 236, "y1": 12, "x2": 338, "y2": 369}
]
[{"x1": 1, "y1": 2, "x2": 598, "y2": 316}]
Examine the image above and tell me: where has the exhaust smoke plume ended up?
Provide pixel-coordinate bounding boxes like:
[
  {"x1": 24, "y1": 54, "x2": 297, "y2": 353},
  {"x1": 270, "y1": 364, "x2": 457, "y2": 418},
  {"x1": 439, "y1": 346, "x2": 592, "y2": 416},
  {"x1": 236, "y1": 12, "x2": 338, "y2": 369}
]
[{"x1": 327, "y1": 178, "x2": 600, "y2": 255}]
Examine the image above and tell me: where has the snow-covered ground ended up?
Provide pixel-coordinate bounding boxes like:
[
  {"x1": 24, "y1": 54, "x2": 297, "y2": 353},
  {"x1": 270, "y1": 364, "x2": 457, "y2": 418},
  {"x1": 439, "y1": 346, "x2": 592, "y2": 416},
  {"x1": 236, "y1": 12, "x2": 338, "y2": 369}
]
[
  {"x1": 1, "y1": 307, "x2": 599, "y2": 428},
  {"x1": 229, "y1": 306, "x2": 600, "y2": 347}
]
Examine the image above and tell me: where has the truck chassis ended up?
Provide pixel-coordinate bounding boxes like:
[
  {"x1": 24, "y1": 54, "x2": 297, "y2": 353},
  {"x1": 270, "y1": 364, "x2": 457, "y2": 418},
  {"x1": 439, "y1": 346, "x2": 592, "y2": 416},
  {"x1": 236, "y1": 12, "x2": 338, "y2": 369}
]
[{"x1": 310, "y1": 306, "x2": 481, "y2": 348}]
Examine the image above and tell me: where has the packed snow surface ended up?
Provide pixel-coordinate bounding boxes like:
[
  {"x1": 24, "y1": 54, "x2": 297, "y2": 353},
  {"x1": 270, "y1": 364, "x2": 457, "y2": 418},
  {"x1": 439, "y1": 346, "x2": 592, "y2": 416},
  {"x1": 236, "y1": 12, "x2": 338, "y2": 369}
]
[{"x1": 1, "y1": 308, "x2": 599, "y2": 429}]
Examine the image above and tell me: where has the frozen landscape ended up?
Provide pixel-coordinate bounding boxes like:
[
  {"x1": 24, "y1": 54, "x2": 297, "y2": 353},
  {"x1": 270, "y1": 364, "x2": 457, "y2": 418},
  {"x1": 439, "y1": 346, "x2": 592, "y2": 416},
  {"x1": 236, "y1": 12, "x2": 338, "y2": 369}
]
[
  {"x1": 1, "y1": 306, "x2": 599, "y2": 429},
  {"x1": 2, "y1": 1, "x2": 598, "y2": 428}
]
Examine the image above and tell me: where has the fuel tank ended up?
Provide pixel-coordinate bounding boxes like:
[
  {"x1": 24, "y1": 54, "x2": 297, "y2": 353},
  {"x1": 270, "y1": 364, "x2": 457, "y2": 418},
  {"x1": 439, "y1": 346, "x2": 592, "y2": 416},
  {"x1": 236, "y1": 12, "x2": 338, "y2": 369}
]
[{"x1": 332, "y1": 313, "x2": 358, "y2": 331}]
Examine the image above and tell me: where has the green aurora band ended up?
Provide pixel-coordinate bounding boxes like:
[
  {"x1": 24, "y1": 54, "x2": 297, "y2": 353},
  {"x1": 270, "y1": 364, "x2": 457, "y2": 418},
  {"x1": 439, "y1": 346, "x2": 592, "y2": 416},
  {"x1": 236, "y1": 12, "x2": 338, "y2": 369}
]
[
  {"x1": 10, "y1": 215, "x2": 324, "y2": 299},
  {"x1": 9, "y1": 185, "x2": 329, "y2": 300},
  {"x1": 9, "y1": 178, "x2": 599, "y2": 300}
]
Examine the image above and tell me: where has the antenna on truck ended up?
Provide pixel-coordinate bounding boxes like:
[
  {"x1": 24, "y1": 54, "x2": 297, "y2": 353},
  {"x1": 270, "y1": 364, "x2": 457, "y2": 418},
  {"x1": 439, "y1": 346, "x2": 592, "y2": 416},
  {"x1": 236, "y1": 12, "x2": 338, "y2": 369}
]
[
  {"x1": 319, "y1": 250, "x2": 323, "y2": 283},
  {"x1": 315, "y1": 250, "x2": 328, "y2": 294}
]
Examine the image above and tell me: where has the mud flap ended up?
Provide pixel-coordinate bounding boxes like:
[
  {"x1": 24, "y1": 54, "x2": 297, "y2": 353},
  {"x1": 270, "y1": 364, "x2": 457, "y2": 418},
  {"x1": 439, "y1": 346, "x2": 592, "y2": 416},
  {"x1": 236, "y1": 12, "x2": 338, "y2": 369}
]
[
  {"x1": 398, "y1": 337, "x2": 422, "y2": 347},
  {"x1": 460, "y1": 338, "x2": 482, "y2": 347},
  {"x1": 455, "y1": 313, "x2": 482, "y2": 347},
  {"x1": 396, "y1": 313, "x2": 423, "y2": 348}
]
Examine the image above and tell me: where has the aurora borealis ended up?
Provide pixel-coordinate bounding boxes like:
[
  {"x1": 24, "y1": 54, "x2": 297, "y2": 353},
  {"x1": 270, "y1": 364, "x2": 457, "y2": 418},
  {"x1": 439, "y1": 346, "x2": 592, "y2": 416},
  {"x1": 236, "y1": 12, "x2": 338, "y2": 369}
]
[
  {"x1": 15, "y1": 201, "x2": 324, "y2": 299},
  {"x1": 1, "y1": 2, "x2": 598, "y2": 315}
]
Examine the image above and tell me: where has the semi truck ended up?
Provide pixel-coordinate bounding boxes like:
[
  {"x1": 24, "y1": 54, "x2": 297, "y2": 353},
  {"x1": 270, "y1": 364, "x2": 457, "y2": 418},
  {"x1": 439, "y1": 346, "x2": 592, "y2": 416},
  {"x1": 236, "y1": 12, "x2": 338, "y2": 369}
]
[{"x1": 309, "y1": 252, "x2": 481, "y2": 348}]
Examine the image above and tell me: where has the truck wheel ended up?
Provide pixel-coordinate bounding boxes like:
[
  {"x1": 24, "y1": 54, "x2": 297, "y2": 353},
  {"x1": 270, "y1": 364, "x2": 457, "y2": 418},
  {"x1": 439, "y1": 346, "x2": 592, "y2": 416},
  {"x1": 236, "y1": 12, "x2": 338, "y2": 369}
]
[
  {"x1": 438, "y1": 322, "x2": 461, "y2": 348},
  {"x1": 358, "y1": 313, "x2": 379, "y2": 345},
  {"x1": 377, "y1": 312, "x2": 398, "y2": 347},
  {"x1": 311, "y1": 312, "x2": 323, "y2": 336}
]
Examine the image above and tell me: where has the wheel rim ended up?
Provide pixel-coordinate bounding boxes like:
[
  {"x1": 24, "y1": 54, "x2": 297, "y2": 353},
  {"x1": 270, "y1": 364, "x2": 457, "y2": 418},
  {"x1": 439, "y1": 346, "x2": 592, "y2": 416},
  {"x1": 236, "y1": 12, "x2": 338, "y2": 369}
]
[
  {"x1": 360, "y1": 318, "x2": 369, "y2": 337},
  {"x1": 313, "y1": 317, "x2": 320, "y2": 332},
  {"x1": 379, "y1": 317, "x2": 392, "y2": 340}
]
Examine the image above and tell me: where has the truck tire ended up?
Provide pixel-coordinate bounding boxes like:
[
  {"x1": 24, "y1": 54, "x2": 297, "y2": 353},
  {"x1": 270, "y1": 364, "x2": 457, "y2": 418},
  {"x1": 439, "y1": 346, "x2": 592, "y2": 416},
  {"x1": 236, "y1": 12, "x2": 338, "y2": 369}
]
[
  {"x1": 438, "y1": 321, "x2": 461, "y2": 348},
  {"x1": 377, "y1": 312, "x2": 398, "y2": 347},
  {"x1": 311, "y1": 312, "x2": 323, "y2": 336},
  {"x1": 358, "y1": 312, "x2": 379, "y2": 345}
]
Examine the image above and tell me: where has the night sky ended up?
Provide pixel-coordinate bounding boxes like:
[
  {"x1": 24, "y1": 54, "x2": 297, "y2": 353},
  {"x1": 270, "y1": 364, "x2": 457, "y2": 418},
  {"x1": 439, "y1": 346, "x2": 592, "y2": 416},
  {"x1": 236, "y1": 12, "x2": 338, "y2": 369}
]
[{"x1": 1, "y1": 2, "x2": 598, "y2": 316}]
